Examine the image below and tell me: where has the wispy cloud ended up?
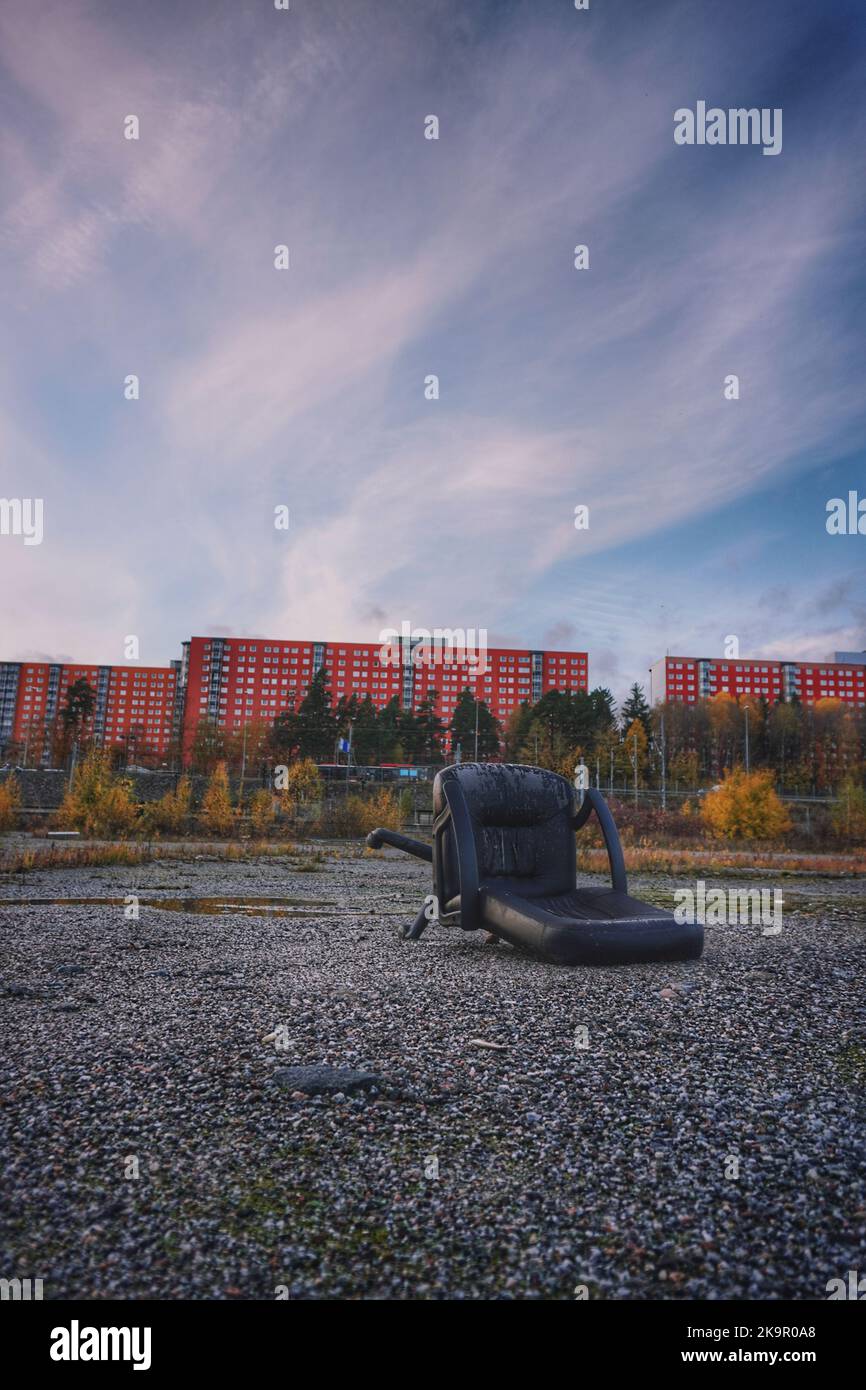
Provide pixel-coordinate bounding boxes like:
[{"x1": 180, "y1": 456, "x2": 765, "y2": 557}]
[{"x1": 1, "y1": 0, "x2": 864, "y2": 697}]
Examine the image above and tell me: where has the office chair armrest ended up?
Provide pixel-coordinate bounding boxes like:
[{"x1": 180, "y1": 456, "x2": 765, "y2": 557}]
[
  {"x1": 573, "y1": 788, "x2": 627, "y2": 893},
  {"x1": 366, "y1": 828, "x2": 433, "y2": 862}
]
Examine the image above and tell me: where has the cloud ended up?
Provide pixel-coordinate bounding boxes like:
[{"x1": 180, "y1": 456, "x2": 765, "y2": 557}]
[{"x1": 0, "y1": 0, "x2": 863, "y2": 706}]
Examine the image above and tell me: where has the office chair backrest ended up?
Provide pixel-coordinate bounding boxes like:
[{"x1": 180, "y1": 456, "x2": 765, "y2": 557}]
[{"x1": 434, "y1": 763, "x2": 577, "y2": 901}]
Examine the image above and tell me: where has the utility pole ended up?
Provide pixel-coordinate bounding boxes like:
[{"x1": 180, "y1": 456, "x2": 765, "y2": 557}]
[
  {"x1": 633, "y1": 731, "x2": 638, "y2": 807},
  {"x1": 596, "y1": 756, "x2": 600, "y2": 790},
  {"x1": 609, "y1": 747, "x2": 614, "y2": 794},
  {"x1": 474, "y1": 699, "x2": 479, "y2": 762},
  {"x1": 744, "y1": 705, "x2": 750, "y2": 772},
  {"x1": 240, "y1": 722, "x2": 248, "y2": 790},
  {"x1": 660, "y1": 712, "x2": 667, "y2": 811}
]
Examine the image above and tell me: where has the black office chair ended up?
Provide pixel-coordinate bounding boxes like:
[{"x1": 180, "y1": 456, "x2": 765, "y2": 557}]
[{"x1": 366, "y1": 762, "x2": 703, "y2": 965}]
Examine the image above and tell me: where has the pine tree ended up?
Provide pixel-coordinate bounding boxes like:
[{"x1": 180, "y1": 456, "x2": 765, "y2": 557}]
[
  {"x1": 620, "y1": 683, "x2": 651, "y2": 736},
  {"x1": 294, "y1": 667, "x2": 339, "y2": 760},
  {"x1": 450, "y1": 689, "x2": 500, "y2": 760}
]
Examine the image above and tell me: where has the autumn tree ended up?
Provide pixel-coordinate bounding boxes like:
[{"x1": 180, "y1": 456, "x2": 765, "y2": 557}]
[
  {"x1": 200, "y1": 761, "x2": 234, "y2": 836},
  {"x1": 58, "y1": 749, "x2": 138, "y2": 838},
  {"x1": 0, "y1": 774, "x2": 21, "y2": 832}
]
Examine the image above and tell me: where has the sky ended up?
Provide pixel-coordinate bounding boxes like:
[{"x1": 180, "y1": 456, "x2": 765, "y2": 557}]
[{"x1": 1, "y1": 0, "x2": 864, "y2": 705}]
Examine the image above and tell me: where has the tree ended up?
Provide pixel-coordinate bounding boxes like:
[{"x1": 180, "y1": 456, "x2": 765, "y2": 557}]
[
  {"x1": 589, "y1": 687, "x2": 617, "y2": 732},
  {"x1": 0, "y1": 774, "x2": 21, "y2": 832},
  {"x1": 249, "y1": 788, "x2": 276, "y2": 837},
  {"x1": 450, "y1": 688, "x2": 500, "y2": 760},
  {"x1": 58, "y1": 749, "x2": 138, "y2": 838},
  {"x1": 408, "y1": 691, "x2": 446, "y2": 764},
  {"x1": 503, "y1": 701, "x2": 535, "y2": 761},
  {"x1": 190, "y1": 718, "x2": 229, "y2": 774},
  {"x1": 200, "y1": 761, "x2": 235, "y2": 837},
  {"x1": 54, "y1": 677, "x2": 96, "y2": 765},
  {"x1": 706, "y1": 692, "x2": 740, "y2": 776},
  {"x1": 294, "y1": 667, "x2": 339, "y2": 760},
  {"x1": 623, "y1": 718, "x2": 649, "y2": 788},
  {"x1": 832, "y1": 778, "x2": 866, "y2": 843},
  {"x1": 594, "y1": 725, "x2": 627, "y2": 790},
  {"x1": 226, "y1": 717, "x2": 272, "y2": 778},
  {"x1": 282, "y1": 758, "x2": 324, "y2": 805},
  {"x1": 141, "y1": 776, "x2": 192, "y2": 836},
  {"x1": 347, "y1": 696, "x2": 381, "y2": 765},
  {"x1": 620, "y1": 683, "x2": 650, "y2": 737},
  {"x1": 767, "y1": 700, "x2": 801, "y2": 790},
  {"x1": 62, "y1": 677, "x2": 96, "y2": 733},
  {"x1": 669, "y1": 747, "x2": 700, "y2": 790},
  {"x1": 374, "y1": 696, "x2": 404, "y2": 763}
]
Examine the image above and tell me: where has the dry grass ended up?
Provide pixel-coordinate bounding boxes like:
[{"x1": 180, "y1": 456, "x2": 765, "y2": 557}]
[
  {"x1": 0, "y1": 839, "x2": 328, "y2": 875},
  {"x1": 576, "y1": 844, "x2": 866, "y2": 877}
]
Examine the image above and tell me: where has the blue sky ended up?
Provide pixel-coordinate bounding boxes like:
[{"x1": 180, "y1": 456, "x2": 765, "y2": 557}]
[{"x1": 1, "y1": 0, "x2": 864, "y2": 703}]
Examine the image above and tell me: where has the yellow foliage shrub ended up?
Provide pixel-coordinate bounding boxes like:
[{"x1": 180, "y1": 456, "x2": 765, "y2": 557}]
[
  {"x1": 249, "y1": 788, "x2": 276, "y2": 836},
  {"x1": 700, "y1": 768, "x2": 791, "y2": 841},
  {"x1": 200, "y1": 762, "x2": 235, "y2": 837},
  {"x1": 142, "y1": 777, "x2": 192, "y2": 836},
  {"x1": 58, "y1": 750, "x2": 139, "y2": 838},
  {"x1": 0, "y1": 774, "x2": 22, "y2": 832}
]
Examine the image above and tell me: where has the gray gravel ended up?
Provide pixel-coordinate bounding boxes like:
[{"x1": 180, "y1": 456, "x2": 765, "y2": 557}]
[{"x1": 1, "y1": 847, "x2": 864, "y2": 1300}]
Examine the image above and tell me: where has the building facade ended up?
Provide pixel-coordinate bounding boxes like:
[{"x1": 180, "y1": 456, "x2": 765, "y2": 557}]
[
  {"x1": 650, "y1": 655, "x2": 866, "y2": 706},
  {"x1": 179, "y1": 635, "x2": 589, "y2": 760},
  {"x1": 0, "y1": 660, "x2": 181, "y2": 765}
]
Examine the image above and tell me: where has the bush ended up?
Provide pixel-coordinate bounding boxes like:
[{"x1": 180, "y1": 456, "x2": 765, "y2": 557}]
[
  {"x1": 249, "y1": 788, "x2": 276, "y2": 837},
  {"x1": 282, "y1": 758, "x2": 324, "y2": 805},
  {"x1": 200, "y1": 762, "x2": 235, "y2": 837},
  {"x1": 319, "y1": 786, "x2": 402, "y2": 838},
  {"x1": 141, "y1": 777, "x2": 192, "y2": 836},
  {"x1": 0, "y1": 774, "x2": 21, "y2": 832},
  {"x1": 58, "y1": 750, "x2": 139, "y2": 838},
  {"x1": 700, "y1": 768, "x2": 792, "y2": 841}
]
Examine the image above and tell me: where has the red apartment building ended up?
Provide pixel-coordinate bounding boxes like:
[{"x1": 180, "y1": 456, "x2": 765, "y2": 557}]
[
  {"x1": 0, "y1": 660, "x2": 181, "y2": 764},
  {"x1": 180, "y1": 635, "x2": 589, "y2": 761},
  {"x1": 650, "y1": 655, "x2": 866, "y2": 707}
]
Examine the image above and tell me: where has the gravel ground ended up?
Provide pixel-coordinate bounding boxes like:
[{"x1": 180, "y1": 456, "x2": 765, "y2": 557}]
[{"x1": 1, "y1": 846, "x2": 864, "y2": 1301}]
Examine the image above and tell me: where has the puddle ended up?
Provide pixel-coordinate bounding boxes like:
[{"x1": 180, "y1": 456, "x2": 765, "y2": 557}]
[
  {"x1": 0, "y1": 895, "x2": 410, "y2": 918},
  {"x1": 0, "y1": 895, "x2": 336, "y2": 916}
]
